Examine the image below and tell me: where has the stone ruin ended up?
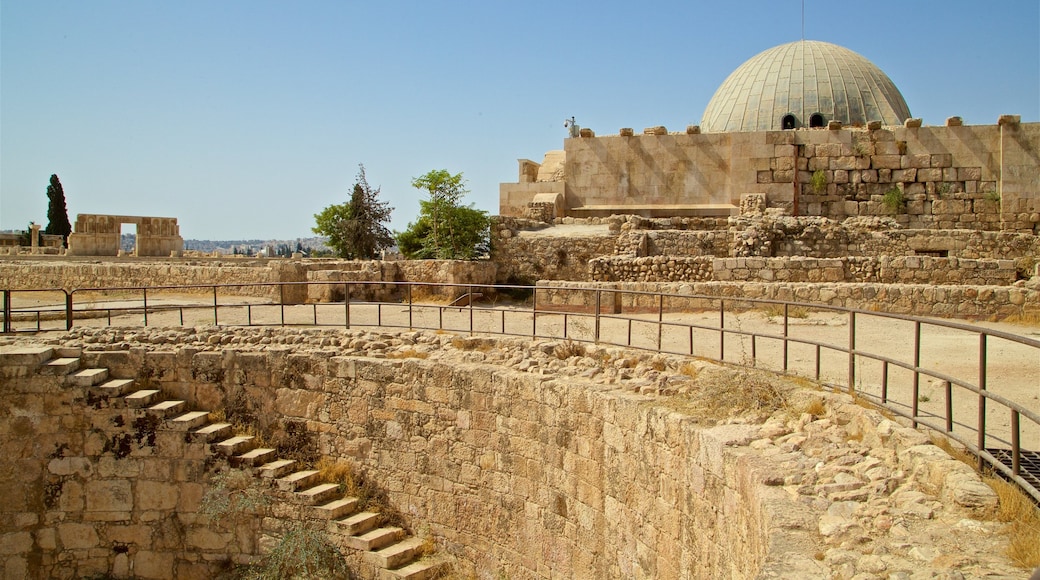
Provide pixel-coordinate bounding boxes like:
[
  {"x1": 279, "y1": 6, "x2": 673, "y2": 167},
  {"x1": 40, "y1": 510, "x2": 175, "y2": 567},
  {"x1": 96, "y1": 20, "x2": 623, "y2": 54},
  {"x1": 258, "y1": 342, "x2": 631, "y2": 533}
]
[{"x1": 66, "y1": 214, "x2": 184, "y2": 257}]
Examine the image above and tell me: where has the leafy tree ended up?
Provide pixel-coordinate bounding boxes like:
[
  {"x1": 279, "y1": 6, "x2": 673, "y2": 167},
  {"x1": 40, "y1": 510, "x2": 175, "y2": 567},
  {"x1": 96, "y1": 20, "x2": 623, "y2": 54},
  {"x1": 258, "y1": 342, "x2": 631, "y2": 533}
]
[
  {"x1": 44, "y1": 174, "x2": 72, "y2": 246},
  {"x1": 396, "y1": 169, "x2": 489, "y2": 260},
  {"x1": 313, "y1": 165, "x2": 394, "y2": 259}
]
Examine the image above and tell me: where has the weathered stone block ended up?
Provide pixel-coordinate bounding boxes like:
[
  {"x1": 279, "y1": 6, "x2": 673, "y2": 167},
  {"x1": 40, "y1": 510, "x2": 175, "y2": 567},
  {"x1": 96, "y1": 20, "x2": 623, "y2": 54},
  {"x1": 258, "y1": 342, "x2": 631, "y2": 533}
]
[
  {"x1": 85, "y1": 479, "x2": 133, "y2": 513},
  {"x1": 58, "y1": 523, "x2": 99, "y2": 550},
  {"x1": 871, "y1": 155, "x2": 901, "y2": 169}
]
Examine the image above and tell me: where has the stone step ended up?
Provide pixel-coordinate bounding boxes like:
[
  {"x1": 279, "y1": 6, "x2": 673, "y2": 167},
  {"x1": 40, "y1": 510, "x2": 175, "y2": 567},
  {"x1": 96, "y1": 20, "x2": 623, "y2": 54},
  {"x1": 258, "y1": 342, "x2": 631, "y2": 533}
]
[
  {"x1": 258, "y1": 459, "x2": 296, "y2": 479},
  {"x1": 94, "y1": 378, "x2": 136, "y2": 397},
  {"x1": 365, "y1": 536, "x2": 423, "y2": 570},
  {"x1": 337, "y1": 511, "x2": 380, "y2": 536},
  {"x1": 345, "y1": 526, "x2": 403, "y2": 552},
  {"x1": 277, "y1": 470, "x2": 320, "y2": 492},
  {"x1": 311, "y1": 496, "x2": 359, "y2": 520},
  {"x1": 233, "y1": 448, "x2": 277, "y2": 468},
  {"x1": 296, "y1": 483, "x2": 340, "y2": 506},
  {"x1": 380, "y1": 557, "x2": 448, "y2": 580},
  {"x1": 148, "y1": 400, "x2": 186, "y2": 418},
  {"x1": 40, "y1": 357, "x2": 80, "y2": 375},
  {"x1": 124, "y1": 390, "x2": 161, "y2": 408},
  {"x1": 169, "y1": 411, "x2": 211, "y2": 430},
  {"x1": 0, "y1": 347, "x2": 54, "y2": 366},
  {"x1": 69, "y1": 368, "x2": 109, "y2": 387},
  {"x1": 192, "y1": 422, "x2": 233, "y2": 442},
  {"x1": 214, "y1": 436, "x2": 255, "y2": 456}
]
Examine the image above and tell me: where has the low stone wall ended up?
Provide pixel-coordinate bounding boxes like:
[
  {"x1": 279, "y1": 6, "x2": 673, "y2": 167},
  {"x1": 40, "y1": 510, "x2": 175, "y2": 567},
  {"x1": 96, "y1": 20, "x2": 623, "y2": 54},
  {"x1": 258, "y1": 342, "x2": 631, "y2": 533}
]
[
  {"x1": 713, "y1": 256, "x2": 1018, "y2": 285},
  {"x1": 587, "y1": 255, "x2": 1017, "y2": 286},
  {"x1": 536, "y1": 280, "x2": 1039, "y2": 319},
  {"x1": 590, "y1": 256, "x2": 715, "y2": 282},
  {"x1": 0, "y1": 259, "x2": 497, "y2": 304}
]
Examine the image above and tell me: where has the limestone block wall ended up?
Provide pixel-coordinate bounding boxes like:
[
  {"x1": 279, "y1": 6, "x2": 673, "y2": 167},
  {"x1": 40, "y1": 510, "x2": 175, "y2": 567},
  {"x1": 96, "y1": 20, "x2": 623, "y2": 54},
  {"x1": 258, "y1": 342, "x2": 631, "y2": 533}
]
[
  {"x1": 0, "y1": 350, "x2": 258, "y2": 579},
  {"x1": 711, "y1": 256, "x2": 1018, "y2": 286},
  {"x1": 491, "y1": 221, "x2": 616, "y2": 284},
  {"x1": 48, "y1": 348, "x2": 815, "y2": 579},
  {"x1": 536, "y1": 280, "x2": 1039, "y2": 320},
  {"x1": 0, "y1": 261, "x2": 278, "y2": 295},
  {"x1": 554, "y1": 123, "x2": 1039, "y2": 232},
  {"x1": 0, "y1": 259, "x2": 497, "y2": 303}
]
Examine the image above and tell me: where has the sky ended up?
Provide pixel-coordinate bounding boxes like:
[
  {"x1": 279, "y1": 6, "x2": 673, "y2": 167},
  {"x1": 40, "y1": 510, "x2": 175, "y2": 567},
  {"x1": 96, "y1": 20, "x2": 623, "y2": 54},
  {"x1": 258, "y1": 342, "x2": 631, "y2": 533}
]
[{"x1": 2, "y1": 1, "x2": 1038, "y2": 240}]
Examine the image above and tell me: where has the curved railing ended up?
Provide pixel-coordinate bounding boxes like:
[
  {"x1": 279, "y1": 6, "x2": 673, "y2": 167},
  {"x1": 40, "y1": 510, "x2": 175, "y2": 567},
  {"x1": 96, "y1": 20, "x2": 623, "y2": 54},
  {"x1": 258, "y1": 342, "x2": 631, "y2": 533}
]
[{"x1": 3, "y1": 281, "x2": 1039, "y2": 501}]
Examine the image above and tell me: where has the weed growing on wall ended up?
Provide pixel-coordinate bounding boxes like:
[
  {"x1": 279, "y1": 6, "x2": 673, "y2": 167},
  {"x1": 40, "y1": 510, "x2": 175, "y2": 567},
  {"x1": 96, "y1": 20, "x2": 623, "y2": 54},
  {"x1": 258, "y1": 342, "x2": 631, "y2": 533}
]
[
  {"x1": 810, "y1": 170, "x2": 828, "y2": 194},
  {"x1": 882, "y1": 187, "x2": 906, "y2": 213},
  {"x1": 199, "y1": 469, "x2": 270, "y2": 524}
]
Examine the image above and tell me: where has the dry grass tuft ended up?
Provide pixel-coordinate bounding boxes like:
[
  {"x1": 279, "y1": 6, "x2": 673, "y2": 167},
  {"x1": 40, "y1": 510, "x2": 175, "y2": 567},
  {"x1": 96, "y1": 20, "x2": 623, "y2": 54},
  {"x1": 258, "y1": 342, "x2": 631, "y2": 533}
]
[
  {"x1": 315, "y1": 457, "x2": 355, "y2": 485},
  {"x1": 451, "y1": 337, "x2": 494, "y2": 352},
  {"x1": 553, "y1": 340, "x2": 586, "y2": 360},
  {"x1": 678, "y1": 362, "x2": 700, "y2": 379},
  {"x1": 999, "y1": 311, "x2": 1040, "y2": 327},
  {"x1": 984, "y1": 475, "x2": 1040, "y2": 568},
  {"x1": 930, "y1": 434, "x2": 976, "y2": 468},
  {"x1": 673, "y1": 365, "x2": 791, "y2": 422},
  {"x1": 803, "y1": 397, "x2": 826, "y2": 417}
]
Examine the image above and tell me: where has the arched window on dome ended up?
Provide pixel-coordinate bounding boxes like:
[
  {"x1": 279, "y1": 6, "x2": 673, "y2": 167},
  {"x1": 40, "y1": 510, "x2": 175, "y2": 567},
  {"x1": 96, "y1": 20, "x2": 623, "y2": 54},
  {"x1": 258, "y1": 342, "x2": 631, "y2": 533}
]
[
  {"x1": 809, "y1": 113, "x2": 825, "y2": 128},
  {"x1": 781, "y1": 114, "x2": 796, "y2": 130}
]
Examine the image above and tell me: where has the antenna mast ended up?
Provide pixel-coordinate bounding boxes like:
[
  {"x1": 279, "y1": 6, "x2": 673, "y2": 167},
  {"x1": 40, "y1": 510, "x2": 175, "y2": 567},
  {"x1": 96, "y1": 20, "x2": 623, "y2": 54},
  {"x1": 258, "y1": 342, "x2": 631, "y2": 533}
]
[{"x1": 801, "y1": 0, "x2": 805, "y2": 40}]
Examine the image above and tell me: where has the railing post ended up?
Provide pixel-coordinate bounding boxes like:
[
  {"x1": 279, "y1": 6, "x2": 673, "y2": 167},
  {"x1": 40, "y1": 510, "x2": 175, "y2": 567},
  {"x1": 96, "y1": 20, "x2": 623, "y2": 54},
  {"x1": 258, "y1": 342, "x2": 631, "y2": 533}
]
[
  {"x1": 944, "y1": 380, "x2": 953, "y2": 432},
  {"x1": 532, "y1": 286, "x2": 537, "y2": 339},
  {"x1": 847, "y1": 311, "x2": 856, "y2": 393},
  {"x1": 978, "y1": 334, "x2": 988, "y2": 470},
  {"x1": 1011, "y1": 410, "x2": 1020, "y2": 476},
  {"x1": 881, "y1": 361, "x2": 889, "y2": 403},
  {"x1": 468, "y1": 285, "x2": 474, "y2": 336},
  {"x1": 913, "y1": 320, "x2": 921, "y2": 427},
  {"x1": 782, "y1": 303, "x2": 789, "y2": 372},
  {"x1": 408, "y1": 284, "x2": 413, "y2": 330},
  {"x1": 143, "y1": 288, "x2": 149, "y2": 327},
  {"x1": 719, "y1": 299, "x2": 725, "y2": 361},
  {"x1": 657, "y1": 293, "x2": 664, "y2": 351},
  {"x1": 2, "y1": 290, "x2": 10, "y2": 333},
  {"x1": 594, "y1": 290, "x2": 601, "y2": 344},
  {"x1": 213, "y1": 286, "x2": 219, "y2": 326},
  {"x1": 345, "y1": 284, "x2": 350, "y2": 329},
  {"x1": 65, "y1": 291, "x2": 73, "y2": 330},
  {"x1": 279, "y1": 284, "x2": 285, "y2": 326}
]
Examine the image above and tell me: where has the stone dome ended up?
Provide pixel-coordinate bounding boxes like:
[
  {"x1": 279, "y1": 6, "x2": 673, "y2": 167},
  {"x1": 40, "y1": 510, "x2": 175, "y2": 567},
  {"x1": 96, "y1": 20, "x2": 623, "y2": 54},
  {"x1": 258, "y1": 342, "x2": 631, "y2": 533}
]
[{"x1": 700, "y1": 40, "x2": 911, "y2": 132}]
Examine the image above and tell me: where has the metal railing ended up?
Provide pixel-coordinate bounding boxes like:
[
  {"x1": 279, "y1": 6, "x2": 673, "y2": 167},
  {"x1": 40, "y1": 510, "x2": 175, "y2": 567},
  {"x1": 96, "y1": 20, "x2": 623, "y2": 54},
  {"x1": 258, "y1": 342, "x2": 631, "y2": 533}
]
[{"x1": 3, "y1": 281, "x2": 1039, "y2": 501}]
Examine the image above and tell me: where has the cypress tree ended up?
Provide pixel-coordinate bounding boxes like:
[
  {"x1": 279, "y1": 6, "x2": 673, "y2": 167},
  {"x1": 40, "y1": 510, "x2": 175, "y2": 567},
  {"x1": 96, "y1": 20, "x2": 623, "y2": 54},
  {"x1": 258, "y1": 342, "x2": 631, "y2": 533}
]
[{"x1": 44, "y1": 174, "x2": 72, "y2": 246}]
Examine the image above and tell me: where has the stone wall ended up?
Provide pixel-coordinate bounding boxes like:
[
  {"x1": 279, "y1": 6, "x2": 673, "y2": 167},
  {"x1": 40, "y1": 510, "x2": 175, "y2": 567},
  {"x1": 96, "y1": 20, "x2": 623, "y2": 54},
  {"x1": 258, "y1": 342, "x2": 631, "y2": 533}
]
[
  {"x1": 0, "y1": 348, "x2": 258, "y2": 579},
  {"x1": 2, "y1": 330, "x2": 1018, "y2": 578},
  {"x1": 0, "y1": 344, "x2": 793, "y2": 578},
  {"x1": 544, "y1": 123, "x2": 1040, "y2": 233},
  {"x1": 0, "y1": 259, "x2": 497, "y2": 304},
  {"x1": 491, "y1": 218, "x2": 616, "y2": 284},
  {"x1": 536, "y1": 280, "x2": 1039, "y2": 320}
]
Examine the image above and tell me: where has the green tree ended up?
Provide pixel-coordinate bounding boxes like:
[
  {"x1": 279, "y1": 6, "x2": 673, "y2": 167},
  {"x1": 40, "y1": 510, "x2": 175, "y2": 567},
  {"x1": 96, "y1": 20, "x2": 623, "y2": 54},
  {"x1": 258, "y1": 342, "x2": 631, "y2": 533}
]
[
  {"x1": 313, "y1": 165, "x2": 394, "y2": 259},
  {"x1": 397, "y1": 169, "x2": 489, "y2": 260},
  {"x1": 44, "y1": 174, "x2": 72, "y2": 246}
]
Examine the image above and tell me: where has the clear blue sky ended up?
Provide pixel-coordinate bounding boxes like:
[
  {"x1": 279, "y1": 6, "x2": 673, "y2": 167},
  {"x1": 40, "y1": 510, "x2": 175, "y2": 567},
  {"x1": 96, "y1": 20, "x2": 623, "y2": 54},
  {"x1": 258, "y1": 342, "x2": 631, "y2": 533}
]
[{"x1": 2, "y1": 1, "x2": 1038, "y2": 240}]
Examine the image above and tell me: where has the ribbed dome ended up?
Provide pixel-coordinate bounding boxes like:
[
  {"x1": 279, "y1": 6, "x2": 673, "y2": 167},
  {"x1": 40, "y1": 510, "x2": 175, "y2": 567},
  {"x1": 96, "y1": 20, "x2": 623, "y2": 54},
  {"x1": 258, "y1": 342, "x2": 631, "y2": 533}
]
[{"x1": 700, "y1": 40, "x2": 911, "y2": 132}]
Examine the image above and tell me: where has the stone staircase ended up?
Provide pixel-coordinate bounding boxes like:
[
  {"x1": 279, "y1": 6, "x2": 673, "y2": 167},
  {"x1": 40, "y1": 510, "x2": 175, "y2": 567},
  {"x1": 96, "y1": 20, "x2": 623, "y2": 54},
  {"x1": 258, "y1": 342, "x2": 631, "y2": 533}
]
[{"x1": 2, "y1": 346, "x2": 447, "y2": 580}]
